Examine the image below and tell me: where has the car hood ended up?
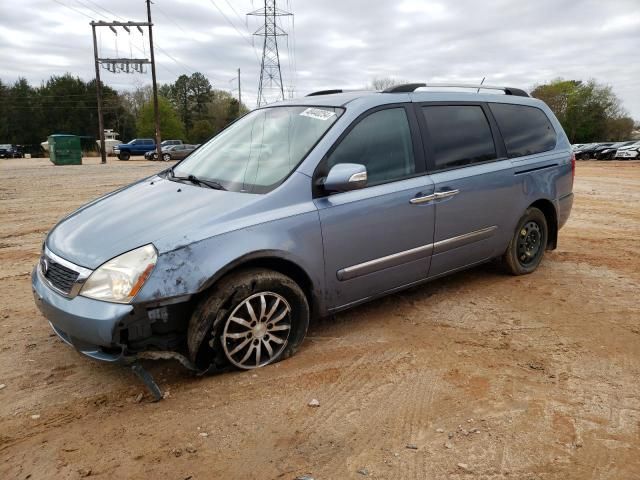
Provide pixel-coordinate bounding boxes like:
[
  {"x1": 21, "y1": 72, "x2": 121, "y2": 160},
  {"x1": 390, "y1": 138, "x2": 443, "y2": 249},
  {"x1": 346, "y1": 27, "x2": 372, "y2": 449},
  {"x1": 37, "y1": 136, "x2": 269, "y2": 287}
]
[{"x1": 46, "y1": 175, "x2": 262, "y2": 269}]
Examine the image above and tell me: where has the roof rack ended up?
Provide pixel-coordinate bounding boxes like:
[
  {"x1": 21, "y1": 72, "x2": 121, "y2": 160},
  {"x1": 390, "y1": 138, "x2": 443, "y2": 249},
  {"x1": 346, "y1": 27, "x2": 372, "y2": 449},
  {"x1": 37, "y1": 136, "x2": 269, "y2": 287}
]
[
  {"x1": 306, "y1": 89, "x2": 344, "y2": 96},
  {"x1": 382, "y1": 83, "x2": 529, "y2": 97}
]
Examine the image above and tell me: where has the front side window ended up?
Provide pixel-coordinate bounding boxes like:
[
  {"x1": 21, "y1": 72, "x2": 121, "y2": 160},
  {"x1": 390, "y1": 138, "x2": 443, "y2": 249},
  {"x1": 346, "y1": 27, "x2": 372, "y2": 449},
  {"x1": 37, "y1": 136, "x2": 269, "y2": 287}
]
[
  {"x1": 173, "y1": 106, "x2": 342, "y2": 193},
  {"x1": 489, "y1": 103, "x2": 557, "y2": 158},
  {"x1": 422, "y1": 105, "x2": 497, "y2": 170},
  {"x1": 326, "y1": 108, "x2": 416, "y2": 186}
]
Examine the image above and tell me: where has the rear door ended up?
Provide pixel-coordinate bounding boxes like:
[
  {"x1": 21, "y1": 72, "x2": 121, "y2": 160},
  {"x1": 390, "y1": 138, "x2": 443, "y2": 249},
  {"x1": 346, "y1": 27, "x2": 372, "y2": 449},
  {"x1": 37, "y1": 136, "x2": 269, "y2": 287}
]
[
  {"x1": 416, "y1": 102, "x2": 520, "y2": 277},
  {"x1": 314, "y1": 105, "x2": 436, "y2": 309}
]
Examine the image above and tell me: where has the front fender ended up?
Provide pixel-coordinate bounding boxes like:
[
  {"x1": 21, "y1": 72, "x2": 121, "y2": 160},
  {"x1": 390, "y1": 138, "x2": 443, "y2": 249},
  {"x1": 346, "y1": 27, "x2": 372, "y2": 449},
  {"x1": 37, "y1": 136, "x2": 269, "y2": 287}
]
[{"x1": 135, "y1": 209, "x2": 326, "y2": 312}]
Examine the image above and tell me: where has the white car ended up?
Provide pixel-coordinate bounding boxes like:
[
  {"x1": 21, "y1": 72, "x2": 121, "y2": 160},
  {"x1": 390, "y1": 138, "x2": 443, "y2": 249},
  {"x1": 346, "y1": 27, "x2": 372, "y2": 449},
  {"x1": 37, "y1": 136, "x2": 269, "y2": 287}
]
[{"x1": 615, "y1": 141, "x2": 640, "y2": 159}]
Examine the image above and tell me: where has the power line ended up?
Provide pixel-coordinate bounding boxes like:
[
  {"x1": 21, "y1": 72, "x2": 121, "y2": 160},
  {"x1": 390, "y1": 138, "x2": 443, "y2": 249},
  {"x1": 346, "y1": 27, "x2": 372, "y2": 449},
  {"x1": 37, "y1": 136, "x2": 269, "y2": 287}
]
[
  {"x1": 74, "y1": 0, "x2": 109, "y2": 20},
  {"x1": 155, "y1": 45, "x2": 195, "y2": 74},
  {"x1": 223, "y1": 0, "x2": 248, "y2": 29},
  {"x1": 82, "y1": 0, "x2": 125, "y2": 20},
  {"x1": 208, "y1": 0, "x2": 261, "y2": 63},
  {"x1": 155, "y1": 2, "x2": 189, "y2": 35},
  {"x1": 51, "y1": 0, "x2": 93, "y2": 20}
]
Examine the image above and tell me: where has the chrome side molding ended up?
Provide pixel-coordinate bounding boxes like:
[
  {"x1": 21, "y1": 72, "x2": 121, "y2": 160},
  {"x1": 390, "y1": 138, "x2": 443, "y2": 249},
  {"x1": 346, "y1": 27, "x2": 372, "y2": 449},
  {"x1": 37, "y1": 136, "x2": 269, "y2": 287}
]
[
  {"x1": 337, "y1": 244, "x2": 433, "y2": 281},
  {"x1": 433, "y1": 225, "x2": 497, "y2": 254},
  {"x1": 337, "y1": 225, "x2": 497, "y2": 281}
]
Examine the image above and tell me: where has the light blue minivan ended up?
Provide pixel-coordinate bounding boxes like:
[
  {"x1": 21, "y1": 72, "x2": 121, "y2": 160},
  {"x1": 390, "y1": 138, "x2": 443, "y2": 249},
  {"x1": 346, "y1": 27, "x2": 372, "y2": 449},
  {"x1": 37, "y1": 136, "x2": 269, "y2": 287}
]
[{"x1": 32, "y1": 83, "x2": 575, "y2": 371}]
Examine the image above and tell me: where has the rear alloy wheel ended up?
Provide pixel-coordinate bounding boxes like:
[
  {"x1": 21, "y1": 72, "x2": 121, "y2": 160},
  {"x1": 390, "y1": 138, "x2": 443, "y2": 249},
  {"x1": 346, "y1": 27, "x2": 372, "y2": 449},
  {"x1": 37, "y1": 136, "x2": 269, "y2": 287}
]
[
  {"x1": 503, "y1": 207, "x2": 548, "y2": 275},
  {"x1": 188, "y1": 268, "x2": 309, "y2": 371},
  {"x1": 162, "y1": 153, "x2": 171, "y2": 161}
]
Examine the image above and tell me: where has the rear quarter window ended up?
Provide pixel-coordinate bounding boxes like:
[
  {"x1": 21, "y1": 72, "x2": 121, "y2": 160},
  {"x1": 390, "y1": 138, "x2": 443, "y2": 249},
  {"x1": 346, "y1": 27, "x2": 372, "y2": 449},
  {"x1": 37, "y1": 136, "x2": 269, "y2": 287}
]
[
  {"x1": 489, "y1": 103, "x2": 557, "y2": 158},
  {"x1": 422, "y1": 105, "x2": 497, "y2": 170}
]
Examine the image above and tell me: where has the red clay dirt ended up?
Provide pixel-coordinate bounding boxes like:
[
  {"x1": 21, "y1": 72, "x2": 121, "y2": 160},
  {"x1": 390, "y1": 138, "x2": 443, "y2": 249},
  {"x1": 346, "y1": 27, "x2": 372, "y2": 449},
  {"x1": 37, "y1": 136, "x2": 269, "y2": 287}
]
[{"x1": 0, "y1": 157, "x2": 638, "y2": 479}]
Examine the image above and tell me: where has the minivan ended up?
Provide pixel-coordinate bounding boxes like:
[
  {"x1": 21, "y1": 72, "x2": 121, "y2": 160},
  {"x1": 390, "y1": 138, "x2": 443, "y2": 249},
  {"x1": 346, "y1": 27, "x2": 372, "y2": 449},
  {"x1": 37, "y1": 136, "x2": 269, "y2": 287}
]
[{"x1": 32, "y1": 83, "x2": 575, "y2": 371}]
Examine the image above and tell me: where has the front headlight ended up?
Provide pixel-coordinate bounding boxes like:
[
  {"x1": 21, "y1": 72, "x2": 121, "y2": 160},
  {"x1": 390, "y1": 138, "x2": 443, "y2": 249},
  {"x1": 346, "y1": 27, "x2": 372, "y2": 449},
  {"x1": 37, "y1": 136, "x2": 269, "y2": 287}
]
[{"x1": 80, "y1": 244, "x2": 157, "y2": 303}]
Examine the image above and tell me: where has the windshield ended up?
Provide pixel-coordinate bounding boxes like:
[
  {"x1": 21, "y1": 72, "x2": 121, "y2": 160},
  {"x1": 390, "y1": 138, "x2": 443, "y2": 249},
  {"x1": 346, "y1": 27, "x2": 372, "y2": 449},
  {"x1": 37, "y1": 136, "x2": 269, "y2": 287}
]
[{"x1": 172, "y1": 105, "x2": 343, "y2": 193}]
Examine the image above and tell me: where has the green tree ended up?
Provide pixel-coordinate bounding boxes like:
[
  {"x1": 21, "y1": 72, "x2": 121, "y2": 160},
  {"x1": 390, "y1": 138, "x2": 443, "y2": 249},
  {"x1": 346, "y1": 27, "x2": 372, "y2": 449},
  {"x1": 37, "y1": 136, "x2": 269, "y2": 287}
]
[
  {"x1": 531, "y1": 79, "x2": 633, "y2": 142},
  {"x1": 170, "y1": 74, "x2": 192, "y2": 130},
  {"x1": 3, "y1": 78, "x2": 42, "y2": 145},
  {"x1": 189, "y1": 119, "x2": 215, "y2": 144},
  {"x1": 188, "y1": 72, "x2": 212, "y2": 119},
  {"x1": 136, "y1": 96, "x2": 185, "y2": 140}
]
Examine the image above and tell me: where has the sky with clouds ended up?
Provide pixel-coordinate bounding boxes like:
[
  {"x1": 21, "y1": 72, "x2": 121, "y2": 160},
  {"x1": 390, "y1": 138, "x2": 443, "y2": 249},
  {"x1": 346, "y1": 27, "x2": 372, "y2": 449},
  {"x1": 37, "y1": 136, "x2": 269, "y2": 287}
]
[{"x1": 1, "y1": 0, "x2": 639, "y2": 119}]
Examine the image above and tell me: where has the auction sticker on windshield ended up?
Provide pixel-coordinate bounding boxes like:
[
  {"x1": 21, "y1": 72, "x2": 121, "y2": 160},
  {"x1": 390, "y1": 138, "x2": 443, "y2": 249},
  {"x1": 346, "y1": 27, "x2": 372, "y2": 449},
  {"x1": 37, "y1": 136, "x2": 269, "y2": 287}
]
[{"x1": 300, "y1": 107, "x2": 336, "y2": 121}]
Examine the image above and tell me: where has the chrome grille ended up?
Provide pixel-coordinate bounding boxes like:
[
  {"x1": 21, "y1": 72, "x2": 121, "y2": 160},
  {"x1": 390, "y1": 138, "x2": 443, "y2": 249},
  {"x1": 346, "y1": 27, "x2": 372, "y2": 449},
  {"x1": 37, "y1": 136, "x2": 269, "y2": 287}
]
[
  {"x1": 43, "y1": 258, "x2": 79, "y2": 294},
  {"x1": 39, "y1": 247, "x2": 93, "y2": 298}
]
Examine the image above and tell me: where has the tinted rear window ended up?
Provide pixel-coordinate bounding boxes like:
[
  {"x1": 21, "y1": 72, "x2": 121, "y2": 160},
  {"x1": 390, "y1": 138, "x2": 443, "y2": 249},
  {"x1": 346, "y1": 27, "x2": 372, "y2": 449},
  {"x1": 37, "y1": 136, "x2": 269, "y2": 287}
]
[
  {"x1": 422, "y1": 105, "x2": 496, "y2": 170},
  {"x1": 489, "y1": 103, "x2": 557, "y2": 158}
]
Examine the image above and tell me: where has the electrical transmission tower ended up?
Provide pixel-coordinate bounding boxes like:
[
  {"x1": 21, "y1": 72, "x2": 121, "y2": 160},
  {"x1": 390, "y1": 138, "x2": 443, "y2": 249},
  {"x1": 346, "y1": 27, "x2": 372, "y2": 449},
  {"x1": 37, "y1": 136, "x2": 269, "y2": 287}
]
[{"x1": 248, "y1": 1, "x2": 292, "y2": 106}]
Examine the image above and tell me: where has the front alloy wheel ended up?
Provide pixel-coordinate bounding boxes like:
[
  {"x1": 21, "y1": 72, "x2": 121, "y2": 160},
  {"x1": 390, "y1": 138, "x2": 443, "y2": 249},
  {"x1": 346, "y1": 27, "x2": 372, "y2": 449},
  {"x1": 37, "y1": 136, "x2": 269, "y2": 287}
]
[
  {"x1": 163, "y1": 153, "x2": 171, "y2": 161},
  {"x1": 187, "y1": 268, "x2": 309, "y2": 371},
  {"x1": 222, "y1": 292, "x2": 292, "y2": 369}
]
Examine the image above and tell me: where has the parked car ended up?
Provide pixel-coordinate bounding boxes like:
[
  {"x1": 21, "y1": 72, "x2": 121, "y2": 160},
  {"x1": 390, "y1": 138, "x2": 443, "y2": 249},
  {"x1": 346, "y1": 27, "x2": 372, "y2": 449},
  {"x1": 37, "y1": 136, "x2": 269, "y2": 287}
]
[
  {"x1": 575, "y1": 143, "x2": 613, "y2": 160},
  {"x1": 594, "y1": 141, "x2": 636, "y2": 160},
  {"x1": 0, "y1": 144, "x2": 21, "y2": 158},
  {"x1": 32, "y1": 84, "x2": 574, "y2": 372},
  {"x1": 614, "y1": 141, "x2": 640, "y2": 159},
  {"x1": 114, "y1": 138, "x2": 155, "y2": 160},
  {"x1": 162, "y1": 139, "x2": 183, "y2": 147},
  {"x1": 155, "y1": 144, "x2": 197, "y2": 161},
  {"x1": 144, "y1": 140, "x2": 184, "y2": 160}
]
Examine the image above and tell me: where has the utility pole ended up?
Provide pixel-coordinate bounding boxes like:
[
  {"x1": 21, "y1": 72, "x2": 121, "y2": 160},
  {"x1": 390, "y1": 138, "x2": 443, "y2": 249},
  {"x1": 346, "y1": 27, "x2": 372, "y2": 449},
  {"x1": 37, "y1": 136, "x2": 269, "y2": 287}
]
[
  {"x1": 146, "y1": 0, "x2": 162, "y2": 160},
  {"x1": 237, "y1": 68, "x2": 242, "y2": 115},
  {"x1": 248, "y1": 0, "x2": 292, "y2": 106},
  {"x1": 90, "y1": 7, "x2": 159, "y2": 163},
  {"x1": 91, "y1": 23, "x2": 106, "y2": 164}
]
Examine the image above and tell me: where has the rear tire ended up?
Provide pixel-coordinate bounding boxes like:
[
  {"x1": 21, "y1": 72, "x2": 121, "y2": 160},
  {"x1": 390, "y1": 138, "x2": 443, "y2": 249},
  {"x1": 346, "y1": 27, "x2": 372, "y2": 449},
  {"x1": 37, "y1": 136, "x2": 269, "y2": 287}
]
[
  {"x1": 503, "y1": 207, "x2": 548, "y2": 275},
  {"x1": 188, "y1": 268, "x2": 309, "y2": 371}
]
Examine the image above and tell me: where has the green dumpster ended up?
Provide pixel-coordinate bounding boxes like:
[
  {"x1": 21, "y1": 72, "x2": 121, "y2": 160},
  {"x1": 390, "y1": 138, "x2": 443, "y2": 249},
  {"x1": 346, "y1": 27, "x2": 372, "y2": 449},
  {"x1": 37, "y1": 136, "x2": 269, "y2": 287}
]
[{"x1": 48, "y1": 134, "x2": 82, "y2": 165}]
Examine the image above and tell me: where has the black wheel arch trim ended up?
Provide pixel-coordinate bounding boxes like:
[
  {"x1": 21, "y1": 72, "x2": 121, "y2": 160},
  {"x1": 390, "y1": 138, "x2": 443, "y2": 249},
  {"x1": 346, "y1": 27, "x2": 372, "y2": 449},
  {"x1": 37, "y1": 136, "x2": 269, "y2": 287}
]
[
  {"x1": 197, "y1": 250, "x2": 320, "y2": 317},
  {"x1": 529, "y1": 198, "x2": 558, "y2": 250}
]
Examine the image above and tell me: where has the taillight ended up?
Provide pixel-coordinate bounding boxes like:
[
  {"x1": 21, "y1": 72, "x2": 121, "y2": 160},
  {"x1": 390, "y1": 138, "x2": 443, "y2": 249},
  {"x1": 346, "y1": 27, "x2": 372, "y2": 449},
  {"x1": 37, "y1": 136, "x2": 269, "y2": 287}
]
[{"x1": 571, "y1": 152, "x2": 576, "y2": 188}]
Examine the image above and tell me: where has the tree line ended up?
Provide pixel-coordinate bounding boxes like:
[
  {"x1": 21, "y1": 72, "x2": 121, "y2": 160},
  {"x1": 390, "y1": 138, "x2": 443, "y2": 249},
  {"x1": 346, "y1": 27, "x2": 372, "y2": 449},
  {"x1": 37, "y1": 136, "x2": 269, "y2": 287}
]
[
  {"x1": 0, "y1": 74, "x2": 635, "y2": 152},
  {"x1": 0, "y1": 72, "x2": 247, "y2": 151}
]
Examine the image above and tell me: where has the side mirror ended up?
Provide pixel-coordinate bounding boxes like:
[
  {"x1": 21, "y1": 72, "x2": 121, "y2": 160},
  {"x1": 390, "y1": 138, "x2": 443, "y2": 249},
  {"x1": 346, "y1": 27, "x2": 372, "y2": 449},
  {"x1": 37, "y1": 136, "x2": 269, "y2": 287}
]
[{"x1": 323, "y1": 163, "x2": 368, "y2": 193}]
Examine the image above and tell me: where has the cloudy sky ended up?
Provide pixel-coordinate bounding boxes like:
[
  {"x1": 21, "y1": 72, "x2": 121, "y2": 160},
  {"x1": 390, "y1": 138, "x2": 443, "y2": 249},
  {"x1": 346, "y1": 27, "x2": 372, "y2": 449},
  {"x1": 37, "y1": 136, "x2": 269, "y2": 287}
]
[{"x1": 1, "y1": 0, "x2": 639, "y2": 118}]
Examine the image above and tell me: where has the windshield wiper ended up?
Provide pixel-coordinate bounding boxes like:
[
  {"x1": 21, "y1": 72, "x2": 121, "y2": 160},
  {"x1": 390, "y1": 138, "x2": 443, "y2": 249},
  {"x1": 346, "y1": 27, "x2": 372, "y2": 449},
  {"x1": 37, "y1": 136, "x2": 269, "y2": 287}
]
[{"x1": 168, "y1": 170, "x2": 226, "y2": 190}]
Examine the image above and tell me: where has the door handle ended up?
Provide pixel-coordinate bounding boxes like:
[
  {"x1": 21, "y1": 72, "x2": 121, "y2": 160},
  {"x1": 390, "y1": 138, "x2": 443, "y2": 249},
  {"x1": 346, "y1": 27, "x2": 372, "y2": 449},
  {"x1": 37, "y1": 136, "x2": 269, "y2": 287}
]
[
  {"x1": 435, "y1": 189, "x2": 460, "y2": 199},
  {"x1": 410, "y1": 193, "x2": 436, "y2": 204}
]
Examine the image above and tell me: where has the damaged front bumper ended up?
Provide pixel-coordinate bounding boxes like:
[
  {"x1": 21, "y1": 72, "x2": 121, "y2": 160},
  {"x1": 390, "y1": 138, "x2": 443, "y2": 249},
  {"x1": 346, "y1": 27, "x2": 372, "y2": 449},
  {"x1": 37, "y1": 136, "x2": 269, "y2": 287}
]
[
  {"x1": 32, "y1": 265, "x2": 195, "y2": 366},
  {"x1": 32, "y1": 265, "x2": 130, "y2": 361}
]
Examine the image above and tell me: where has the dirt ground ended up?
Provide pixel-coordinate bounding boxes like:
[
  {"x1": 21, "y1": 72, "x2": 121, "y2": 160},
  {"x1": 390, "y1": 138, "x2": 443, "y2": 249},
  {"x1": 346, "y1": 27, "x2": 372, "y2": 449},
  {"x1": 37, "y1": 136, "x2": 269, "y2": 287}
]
[{"x1": 0, "y1": 157, "x2": 638, "y2": 480}]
